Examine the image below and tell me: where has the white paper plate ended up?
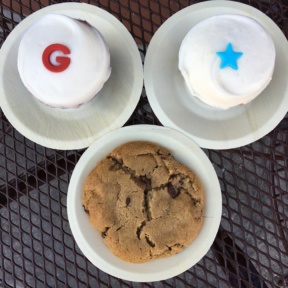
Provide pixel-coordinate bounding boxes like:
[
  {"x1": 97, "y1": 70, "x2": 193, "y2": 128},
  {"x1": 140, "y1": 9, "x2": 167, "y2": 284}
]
[
  {"x1": 144, "y1": 1, "x2": 288, "y2": 150},
  {"x1": 0, "y1": 3, "x2": 143, "y2": 150},
  {"x1": 67, "y1": 125, "x2": 222, "y2": 282}
]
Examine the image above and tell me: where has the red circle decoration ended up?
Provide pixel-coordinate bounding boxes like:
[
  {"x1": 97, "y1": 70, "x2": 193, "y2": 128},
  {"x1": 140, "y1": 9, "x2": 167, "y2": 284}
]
[{"x1": 42, "y1": 44, "x2": 71, "y2": 72}]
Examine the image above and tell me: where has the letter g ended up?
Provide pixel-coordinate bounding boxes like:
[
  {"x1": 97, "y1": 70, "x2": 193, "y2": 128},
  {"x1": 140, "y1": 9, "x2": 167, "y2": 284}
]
[{"x1": 42, "y1": 44, "x2": 71, "y2": 72}]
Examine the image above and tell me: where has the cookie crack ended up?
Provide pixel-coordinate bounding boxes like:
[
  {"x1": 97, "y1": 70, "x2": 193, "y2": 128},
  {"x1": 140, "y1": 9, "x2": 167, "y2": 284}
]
[
  {"x1": 109, "y1": 156, "x2": 135, "y2": 175},
  {"x1": 82, "y1": 205, "x2": 90, "y2": 215},
  {"x1": 135, "y1": 152, "x2": 157, "y2": 157},
  {"x1": 166, "y1": 243, "x2": 185, "y2": 250},
  {"x1": 151, "y1": 173, "x2": 190, "y2": 196},
  {"x1": 109, "y1": 156, "x2": 154, "y2": 222},
  {"x1": 180, "y1": 188, "x2": 203, "y2": 221},
  {"x1": 153, "y1": 181, "x2": 181, "y2": 199},
  {"x1": 109, "y1": 156, "x2": 147, "y2": 186},
  {"x1": 109, "y1": 156, "x2": 153, "y2": 187},
  {"x1": 143, "y1": 189, "x2": 152, "y2": 221},
  {"x1": 152, "y1": 248, "x2": 172, "y2": 258},
  {"x1": 151, "y1": 243, "x2": 185, "y2": 259},
  {"x1": 101, "y1": 227, "x2": 110, "y2": 239},
  {"x1": 156, "y1": 149, "x2": 171, "y2": 157},
  {"x1": 116, "y1": 225, "x2": 123, "y2": 232},
  {"x1": 167, "y1": 173, "x2": 200, "y2": 201},
  {"x1": 181, "y1": 187, "x2": 201, "y2": 206},
  {"x1": 145, "y1": 234, "x2": 155, "y2": 248},
  {"x1": 170, "y1": 173, "x2": 198, "y2": 188},
  {"x1": 136, "y1": 220, "x2": 146, "y2": 239}
]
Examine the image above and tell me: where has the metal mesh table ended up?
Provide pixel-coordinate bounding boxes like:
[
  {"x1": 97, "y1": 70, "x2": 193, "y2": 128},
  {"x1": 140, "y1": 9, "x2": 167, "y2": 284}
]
[{"x1": 0, "y1": 0, "x2": 287, "y2": 287}]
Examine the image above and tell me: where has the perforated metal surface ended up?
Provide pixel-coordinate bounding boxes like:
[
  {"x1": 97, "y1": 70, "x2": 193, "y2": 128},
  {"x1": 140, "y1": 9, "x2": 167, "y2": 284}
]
[{"x1": 0, "y1": 0, "x2": 288, "y2": 287}]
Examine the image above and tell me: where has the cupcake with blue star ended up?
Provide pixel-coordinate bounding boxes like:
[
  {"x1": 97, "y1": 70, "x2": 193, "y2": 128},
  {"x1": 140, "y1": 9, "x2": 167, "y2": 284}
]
[{"x1": 179, "y1": 14, "x2": 275, "y2": 109}]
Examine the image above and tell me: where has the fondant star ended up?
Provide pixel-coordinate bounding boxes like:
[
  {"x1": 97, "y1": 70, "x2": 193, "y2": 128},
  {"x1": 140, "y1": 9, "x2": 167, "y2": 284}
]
[{"x1": 216, "y1": 43, "x2": 243, "y2": 70}]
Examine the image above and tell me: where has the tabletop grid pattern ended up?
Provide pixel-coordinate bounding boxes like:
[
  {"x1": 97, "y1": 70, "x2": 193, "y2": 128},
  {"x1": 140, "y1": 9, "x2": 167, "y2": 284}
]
[{"x1": 0, "y1": 0, "x2": 288, "y2": 287}]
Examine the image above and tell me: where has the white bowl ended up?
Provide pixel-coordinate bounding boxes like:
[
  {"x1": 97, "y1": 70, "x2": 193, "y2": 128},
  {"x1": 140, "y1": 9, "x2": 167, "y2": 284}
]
[
  {"x1": 0, "y1": 3, "x2": 143, "y2": 150},
  {"x1": 67, "y1": 125, "x2": 222, "y2": 282},
  {"x1": 144, "y1": 1, "x2": 288, "y2": 149}
]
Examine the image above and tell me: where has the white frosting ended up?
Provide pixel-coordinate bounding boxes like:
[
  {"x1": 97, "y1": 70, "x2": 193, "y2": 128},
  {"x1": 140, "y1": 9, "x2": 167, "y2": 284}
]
[
  {"x1": 179, "y1": 14, "x2": 275, "y2": 109},
  {"x1": 18, "y1": 14, "x2": 111, "y2": 108}
]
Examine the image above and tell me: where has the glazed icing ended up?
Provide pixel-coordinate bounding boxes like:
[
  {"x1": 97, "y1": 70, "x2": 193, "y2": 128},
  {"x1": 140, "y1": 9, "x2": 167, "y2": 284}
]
[
  {"x1": 18, "y1": 14, "x2": 111, "y2": 108},
  {"x1": 178, "y1": 14, "x2": 275, "y2": 109}
]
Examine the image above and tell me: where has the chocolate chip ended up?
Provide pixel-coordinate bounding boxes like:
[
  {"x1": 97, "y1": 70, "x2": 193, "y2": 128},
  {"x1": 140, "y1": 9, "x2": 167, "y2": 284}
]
[
  {"x1": 167, "y1": 183, "x2": 180, "y2": 198},
  {"x1": 139, "y1": 176, "x2": 151, "y2": 185},
  {"x1": 126, "y1": 196, "x2": 131, "y2": 206}
]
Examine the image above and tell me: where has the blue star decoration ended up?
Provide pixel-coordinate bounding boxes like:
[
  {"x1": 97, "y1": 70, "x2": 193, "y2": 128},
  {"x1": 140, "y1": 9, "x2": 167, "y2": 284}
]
[{"x1": 216, "y1": 43, "x2": 243, "y2": 70}]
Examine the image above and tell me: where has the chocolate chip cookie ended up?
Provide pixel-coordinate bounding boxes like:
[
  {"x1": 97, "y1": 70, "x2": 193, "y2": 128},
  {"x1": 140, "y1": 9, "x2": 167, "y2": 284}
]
[{"x1": 82, "y1": 141, "x2": 204, "y2": 263}]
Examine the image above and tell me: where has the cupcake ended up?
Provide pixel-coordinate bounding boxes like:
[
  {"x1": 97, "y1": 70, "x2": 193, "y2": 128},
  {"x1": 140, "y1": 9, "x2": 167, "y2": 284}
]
[
  {"x1": 178, "y1": 14, "x2": 276, "y2": 109},
  {"x1": 17, "y1": 13, "x2": 111, "y2": 108}
]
